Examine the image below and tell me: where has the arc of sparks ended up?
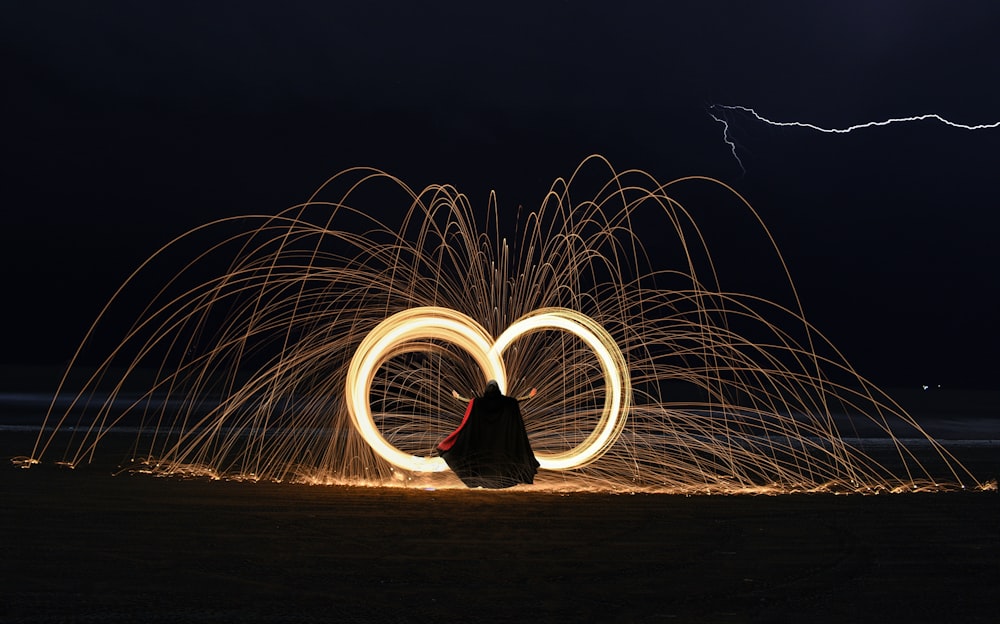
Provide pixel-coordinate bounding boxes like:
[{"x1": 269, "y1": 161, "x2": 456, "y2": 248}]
[{"x1": 24, "y1": 155, "x2": 988, "y2": 493}]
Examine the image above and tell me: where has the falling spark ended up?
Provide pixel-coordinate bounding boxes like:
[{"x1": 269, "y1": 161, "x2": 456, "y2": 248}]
[{"x1": 23, "y1": 155, "x2": 987, "y2": 493}]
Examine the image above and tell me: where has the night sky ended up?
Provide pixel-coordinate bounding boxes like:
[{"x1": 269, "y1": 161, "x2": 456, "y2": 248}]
[{"x1": 3, "y1": 2, "x2": 999, "y2": 390}]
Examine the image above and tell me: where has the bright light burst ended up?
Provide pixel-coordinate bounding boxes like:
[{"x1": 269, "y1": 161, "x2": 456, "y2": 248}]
[
  {"x1": 346, "y1": 306, "x2": 630, "y2": 473},
  {"x1": 24, "y1": 155, "x2": 986, "y2": 493}
]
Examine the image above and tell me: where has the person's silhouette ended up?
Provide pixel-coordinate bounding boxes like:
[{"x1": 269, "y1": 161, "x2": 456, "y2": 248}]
[{"x1": 437, "y1": 380, "x2": 539, "y2": 488}]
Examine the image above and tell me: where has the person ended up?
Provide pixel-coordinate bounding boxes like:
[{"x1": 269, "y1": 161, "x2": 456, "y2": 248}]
[{"x1": 436, "y1": 380, "x2": 539, "y2": 488}]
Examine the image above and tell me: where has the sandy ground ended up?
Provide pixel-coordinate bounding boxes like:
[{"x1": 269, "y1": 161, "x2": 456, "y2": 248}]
[{"x1": 0, "y1": 430, "x2": 997, "y2": 624}]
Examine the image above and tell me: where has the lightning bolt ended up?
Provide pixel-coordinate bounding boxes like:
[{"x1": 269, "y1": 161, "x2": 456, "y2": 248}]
[
  {"x1": 708, "y1": 107, "x2": 746, "y2": 175},
  {"x1": 709, "y1": 103, "x2": 1000, "y2": 172}
]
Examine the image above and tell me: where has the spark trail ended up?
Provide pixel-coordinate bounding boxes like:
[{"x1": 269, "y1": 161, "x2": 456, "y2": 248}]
[
  {"x1": 709, "y1": 103, "x2": 1000, "y2": 171},
  {"x1": 17, "y1": 155, "x2": 989, "y2": 494}
]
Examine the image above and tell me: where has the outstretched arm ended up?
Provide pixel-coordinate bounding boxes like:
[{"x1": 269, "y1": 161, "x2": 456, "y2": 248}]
[{"x1": 450, "y1": 388, "x2": 537, "y2": 402}]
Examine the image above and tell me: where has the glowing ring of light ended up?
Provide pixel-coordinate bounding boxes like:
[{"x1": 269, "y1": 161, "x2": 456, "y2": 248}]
[
  {"x1": 345, "y1": 306, "x2": 630, "y2": 473},
  {"x1": 493, "y1": 308, "x2": 631, "y2": 470},
  {"x1": 345, "y1": 307, "x2": 507, "y2": 473}
]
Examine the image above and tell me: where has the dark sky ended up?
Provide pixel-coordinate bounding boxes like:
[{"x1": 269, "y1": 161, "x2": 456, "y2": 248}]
[{"x1": 3, "y1": 2, "x2": 999, "y2": 390}]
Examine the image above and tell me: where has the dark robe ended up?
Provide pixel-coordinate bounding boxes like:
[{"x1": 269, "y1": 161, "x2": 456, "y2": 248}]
[{"x1": 437, "y1": 386, "x2": 539, "y2": 488}]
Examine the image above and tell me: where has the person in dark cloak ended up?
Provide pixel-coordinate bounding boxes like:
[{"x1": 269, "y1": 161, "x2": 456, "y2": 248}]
[{"x1": 437, "y1": 380, "x2": 539, "y2": 488}]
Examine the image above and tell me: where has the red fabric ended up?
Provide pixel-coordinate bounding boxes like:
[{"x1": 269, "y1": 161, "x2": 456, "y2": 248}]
[{"x1": 437, "y1": 400, "x2": 474, "y2": 452}]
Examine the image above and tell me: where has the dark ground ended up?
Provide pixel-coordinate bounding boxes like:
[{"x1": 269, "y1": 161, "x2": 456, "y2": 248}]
[{"x1": 1, "y1": 430, "x2": 997, "y2": 623}]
